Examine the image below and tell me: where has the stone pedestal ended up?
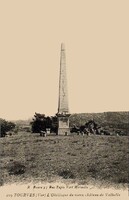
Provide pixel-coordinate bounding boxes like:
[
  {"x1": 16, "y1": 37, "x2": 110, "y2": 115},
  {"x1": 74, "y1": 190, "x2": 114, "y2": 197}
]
[{"x1": 57, "y1": 113, "x2": 71, "y2": 135}]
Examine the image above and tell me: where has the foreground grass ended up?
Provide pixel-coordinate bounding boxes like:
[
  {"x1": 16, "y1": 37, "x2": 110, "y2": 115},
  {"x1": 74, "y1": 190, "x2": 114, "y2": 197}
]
[{"x1": 0, "y1": 132, "x2": 128, "y2": 188}]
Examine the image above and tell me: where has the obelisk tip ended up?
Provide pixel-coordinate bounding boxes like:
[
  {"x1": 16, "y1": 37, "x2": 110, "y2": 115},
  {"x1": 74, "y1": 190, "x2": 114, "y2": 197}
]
[{"x1": 61, "y1": 43, "x2": 65, "y2": 50}]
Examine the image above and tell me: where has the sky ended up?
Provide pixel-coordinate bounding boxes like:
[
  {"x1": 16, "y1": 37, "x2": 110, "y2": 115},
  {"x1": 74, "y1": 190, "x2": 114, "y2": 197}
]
[{"x1": 0, "y1": 0, "x2": 129, "y2": 120}]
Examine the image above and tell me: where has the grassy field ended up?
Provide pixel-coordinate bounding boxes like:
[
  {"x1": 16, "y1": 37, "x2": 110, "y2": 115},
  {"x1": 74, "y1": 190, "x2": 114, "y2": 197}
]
[{"x1": 0, "y1": 132, "x2": 128, "y2": 188}]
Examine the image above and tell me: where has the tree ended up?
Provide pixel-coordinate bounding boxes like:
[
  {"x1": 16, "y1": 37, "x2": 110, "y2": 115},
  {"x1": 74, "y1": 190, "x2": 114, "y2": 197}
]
[
  {"x1": 31, "y1": 113, "x2": 58, "y2": 133},
  {"x1": 51, "y1": 116, "x2": 58, "y2": 133},
  {"x1": 0, "y1": 118, "x2": 16, "y2": 137},
  {"x1": 31, "y1": 113, "x2": 46, "y2": 133}
]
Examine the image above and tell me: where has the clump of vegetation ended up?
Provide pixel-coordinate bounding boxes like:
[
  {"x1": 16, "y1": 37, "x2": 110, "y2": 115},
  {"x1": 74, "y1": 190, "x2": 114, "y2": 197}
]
[
  {"x1": 8, "y1": 161, "x2": 26, "y2": 175},
  {"x1": 70, "y1": 120, "x2": 103, "y2": 135},
  {"x1": 58, "y1": 169, "x2": 75, "y2": 179}
]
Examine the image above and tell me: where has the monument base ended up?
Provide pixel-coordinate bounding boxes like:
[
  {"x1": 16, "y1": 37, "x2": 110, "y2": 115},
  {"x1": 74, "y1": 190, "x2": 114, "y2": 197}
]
[
  {"x1": 56, "y1": 113, "x2": 71, "y2": 136},
  {"x1": 58, "y1": 128, "x2": 71, "y2": 136}
]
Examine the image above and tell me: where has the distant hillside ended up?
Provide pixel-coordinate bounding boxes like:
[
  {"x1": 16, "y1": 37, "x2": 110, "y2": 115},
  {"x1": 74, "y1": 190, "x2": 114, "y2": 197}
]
[
  {"x1": 70, "y1": 111, "x2": 129, "y2": 125},
  {"x1": 12, "y1": 119, "x2": 32, "y2": 126},
  {"x1": 70, "y1": 111, "x2": 129, "y2": 134}
]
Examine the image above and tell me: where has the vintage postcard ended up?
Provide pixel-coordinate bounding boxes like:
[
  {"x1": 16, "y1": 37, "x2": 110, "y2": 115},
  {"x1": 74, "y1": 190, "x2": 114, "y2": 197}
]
[{"x1": 0, "y1": 0, "x2": 128, "y2": 199}]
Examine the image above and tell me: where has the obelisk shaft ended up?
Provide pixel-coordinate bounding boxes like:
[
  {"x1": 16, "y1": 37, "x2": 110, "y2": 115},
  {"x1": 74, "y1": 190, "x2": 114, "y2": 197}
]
[{"x1": 58, "y1": 43, "x2": 69, "y2": 114}]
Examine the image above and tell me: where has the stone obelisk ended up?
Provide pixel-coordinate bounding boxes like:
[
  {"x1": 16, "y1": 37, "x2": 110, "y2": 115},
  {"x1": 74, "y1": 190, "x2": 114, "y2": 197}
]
[{"x1": 56, "y1": 43, "x2": 70, "y2": 135}]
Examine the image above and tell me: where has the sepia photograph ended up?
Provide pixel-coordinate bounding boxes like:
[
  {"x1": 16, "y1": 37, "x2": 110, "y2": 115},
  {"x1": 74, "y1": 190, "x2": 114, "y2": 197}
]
[{"x1": 0, "y1": 0, "x2": 129, "y2": 199}]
